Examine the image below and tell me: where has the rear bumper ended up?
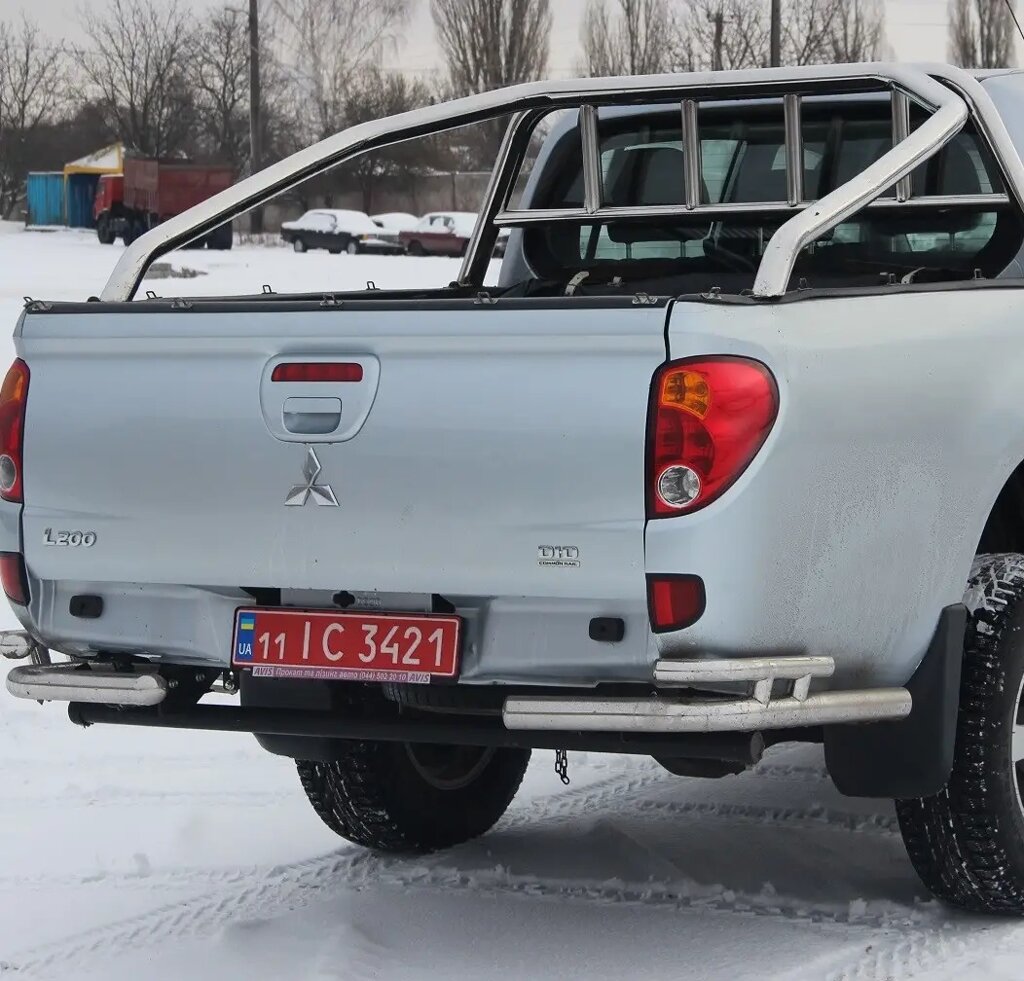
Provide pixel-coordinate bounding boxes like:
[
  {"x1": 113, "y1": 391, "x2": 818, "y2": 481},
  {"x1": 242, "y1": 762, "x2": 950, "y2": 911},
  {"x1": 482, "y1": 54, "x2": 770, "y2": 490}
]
[
  {"x1": 17, "y1": 579, "x2": 658, "y2": 685},
  {"x1": 8, "y1": 642, "x2": 911, "y2": 732}
]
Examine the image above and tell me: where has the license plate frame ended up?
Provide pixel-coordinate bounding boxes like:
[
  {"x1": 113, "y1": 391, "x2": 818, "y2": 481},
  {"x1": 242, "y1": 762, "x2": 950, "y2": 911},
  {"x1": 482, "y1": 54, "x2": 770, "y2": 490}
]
[{"x1": 231, "y1": 607, "x2": 462, "y2": 683}]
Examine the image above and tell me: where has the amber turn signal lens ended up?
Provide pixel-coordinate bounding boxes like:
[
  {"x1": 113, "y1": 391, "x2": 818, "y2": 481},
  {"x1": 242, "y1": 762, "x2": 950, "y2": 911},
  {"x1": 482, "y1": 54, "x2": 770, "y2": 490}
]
[{"x1": 660, "y1": 369, "x2": 711, "y2": 419}]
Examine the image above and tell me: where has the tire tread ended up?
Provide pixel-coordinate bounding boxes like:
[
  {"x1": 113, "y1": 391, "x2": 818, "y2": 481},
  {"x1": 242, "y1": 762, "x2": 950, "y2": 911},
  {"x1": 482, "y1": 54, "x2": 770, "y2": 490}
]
[{"x1": 896, "y1": 553, "x2": 1024, "y2": 913}]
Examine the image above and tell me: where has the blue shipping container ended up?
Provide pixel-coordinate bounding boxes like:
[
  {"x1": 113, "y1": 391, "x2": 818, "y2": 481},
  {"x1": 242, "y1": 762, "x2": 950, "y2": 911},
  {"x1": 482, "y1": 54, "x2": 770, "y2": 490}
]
[
  {"x1": 65, "y1": 173, "x2": 100, "y2": 228},
  {"x1": 26, "y1": 172, "x2": 64, "y2": 226}
]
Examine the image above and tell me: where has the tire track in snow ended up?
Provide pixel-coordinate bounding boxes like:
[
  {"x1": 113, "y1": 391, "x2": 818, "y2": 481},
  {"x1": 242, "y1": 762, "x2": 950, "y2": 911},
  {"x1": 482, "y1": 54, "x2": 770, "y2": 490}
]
[
  {"x1": 826, "y1": 918, "x2": 1017, "y2": 981},
  {"x1": 5, "y1": 829, "x2": 892, "y2": 980},
  {"x1": 0, "y1": 756, "x2": 917, "y2": 978},
  {"x1": 0, "y1": 788, "x2": 294, "y2": 811},
  {"x1": 749, "y1": 762, "x2": 832, "y2": 783},
  {"x1": 0, "y1": 864, "x2": 268, "y2": 893},
  {"x1": 0, "y1": 763, "x2": 665, "y2": 977},
  {"x1": 629, "y1": 797, "x2": 900, "y2": 837},
  {"x1": 1, "y1": 756, "x2": 913, "y2": 979}
]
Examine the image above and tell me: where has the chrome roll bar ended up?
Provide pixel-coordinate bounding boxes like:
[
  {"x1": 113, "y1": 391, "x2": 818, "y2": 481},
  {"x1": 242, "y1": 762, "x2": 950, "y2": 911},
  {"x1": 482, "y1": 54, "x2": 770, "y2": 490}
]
[{"x1": 101, "y1": 63, "x2": 1015, "y2": 303}]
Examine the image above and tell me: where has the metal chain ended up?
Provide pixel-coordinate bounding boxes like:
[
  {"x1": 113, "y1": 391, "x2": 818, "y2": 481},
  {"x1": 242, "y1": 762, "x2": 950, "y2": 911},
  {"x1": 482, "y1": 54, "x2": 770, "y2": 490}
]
[{"x1": 554, "y1": 748, "x2": 570, "y2": 785}]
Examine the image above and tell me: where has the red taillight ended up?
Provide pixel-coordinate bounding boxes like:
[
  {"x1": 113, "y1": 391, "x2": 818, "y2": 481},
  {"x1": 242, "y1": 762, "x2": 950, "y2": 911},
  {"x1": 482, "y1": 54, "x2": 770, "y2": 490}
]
[
  {"x1": 0, "y1": 359, "x2": 29, "y2": 503},
  {"x1": 647, "y1": 574, "x2": 705, "y2": 632},
  {"x1": 647, "y1": 356, "x2": 778, "y2": 517},
  {"x1": 0, "y1": 552, "x2": 28, "y2": 606},
  {"x1": 272, "y1": 363, "x2": 363, "y2": 383}
]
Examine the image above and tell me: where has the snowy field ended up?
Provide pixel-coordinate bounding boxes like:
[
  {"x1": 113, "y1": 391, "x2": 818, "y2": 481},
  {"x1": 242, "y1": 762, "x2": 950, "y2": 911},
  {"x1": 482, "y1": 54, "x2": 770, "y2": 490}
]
[{"x1": 1, "y1": 224, "x2": 1023, "y2": 980}]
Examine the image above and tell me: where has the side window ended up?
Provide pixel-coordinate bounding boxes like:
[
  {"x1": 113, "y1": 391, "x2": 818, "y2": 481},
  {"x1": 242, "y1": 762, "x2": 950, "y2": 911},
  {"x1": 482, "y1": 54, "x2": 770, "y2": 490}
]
[
  {"x1": 701, "y1": 139, "x2": 740, "y2": 203},
  {"x1": 579, "y1": 225, "x2": 705, "y2": 261}
]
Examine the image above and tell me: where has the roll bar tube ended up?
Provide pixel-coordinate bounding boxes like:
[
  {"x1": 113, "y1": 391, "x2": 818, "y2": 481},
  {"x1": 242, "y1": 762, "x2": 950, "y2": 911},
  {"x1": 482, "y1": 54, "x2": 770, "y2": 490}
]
[{"x1": 100, "y1": 63, "x2": 1004, "y2": 302}]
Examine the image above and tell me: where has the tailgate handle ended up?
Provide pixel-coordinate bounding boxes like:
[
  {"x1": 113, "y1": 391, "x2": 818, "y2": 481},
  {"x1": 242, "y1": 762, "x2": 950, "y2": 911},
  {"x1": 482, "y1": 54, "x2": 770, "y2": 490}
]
[{"x1": 283, "y1": 397, "x2": 342, "y2": 435}]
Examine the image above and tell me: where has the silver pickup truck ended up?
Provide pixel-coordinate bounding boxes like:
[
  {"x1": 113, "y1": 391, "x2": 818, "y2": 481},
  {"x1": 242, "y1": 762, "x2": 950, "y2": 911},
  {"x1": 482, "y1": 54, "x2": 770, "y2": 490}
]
[{"x1": 7, "y1": 62, "x2": 1024, "y2": 913}]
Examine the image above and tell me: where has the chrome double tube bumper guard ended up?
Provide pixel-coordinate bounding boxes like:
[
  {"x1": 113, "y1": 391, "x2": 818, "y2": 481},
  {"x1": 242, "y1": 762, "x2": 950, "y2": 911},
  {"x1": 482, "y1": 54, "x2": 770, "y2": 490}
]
[
  {"x1": 98, "y1": 63, "x2": 1022, "y2": 303},
  {"x1": 5, "y1": 649, "x2": 910, "y2": 732},
  {"x1": 502, "y1": 656, "x2": 912, "y2": 733},
  {"x1": 6, "y1": 662, "x2": 168, "y2": 706}
]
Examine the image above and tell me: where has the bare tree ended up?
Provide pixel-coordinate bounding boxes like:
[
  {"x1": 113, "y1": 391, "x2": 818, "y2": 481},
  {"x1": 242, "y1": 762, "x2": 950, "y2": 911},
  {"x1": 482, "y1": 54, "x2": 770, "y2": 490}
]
[
  {"x1": 78, "y1": 0, "x2": 196, "y2": 158},
  {"x1": 333, "y1": 66, "x2": 439, "y2": 211},
  {"x1": 274, "y1": 0, "x2": 409, "y2": 142},
  {"x1": 431, "y1": 0, "x2": 550, "y2": 164},
  {"x1": 0, "y1": 16, "x2": 66, "y2": 218},
  {"x1": 949, "y1": 0, "x2": 1017, "y2": 68},
  {"x1": 674, "y1": 0, "x2": 883, "y2": 71},
  {"x1": 826, "y1": 0, "x2": 886, "y2": 61},
  {"x1": 673, "y1": 0, "x2": 767, "y2": 71},
  {"x1": 191, "y1": 5, "x2": 250, "y2": 168},
  {"x1": 580, "y1": 0, "x2": 674, "y2": 75},
  {"x1": 432, "y1": 0, "x2": 551, "y2": 94}
]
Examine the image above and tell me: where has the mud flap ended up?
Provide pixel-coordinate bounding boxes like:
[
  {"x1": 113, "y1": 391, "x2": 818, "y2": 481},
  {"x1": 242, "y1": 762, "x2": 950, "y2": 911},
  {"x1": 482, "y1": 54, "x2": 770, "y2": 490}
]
[{"x1": 824, "y1": 604, "x2": 966, "y2": 799}]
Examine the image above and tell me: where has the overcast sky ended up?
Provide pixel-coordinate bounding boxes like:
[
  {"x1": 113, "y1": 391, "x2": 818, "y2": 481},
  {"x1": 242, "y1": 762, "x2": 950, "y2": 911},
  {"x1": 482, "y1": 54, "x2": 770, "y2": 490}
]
[{"x1": 17, "y1": 0, "x2": 980, "y2": 71}]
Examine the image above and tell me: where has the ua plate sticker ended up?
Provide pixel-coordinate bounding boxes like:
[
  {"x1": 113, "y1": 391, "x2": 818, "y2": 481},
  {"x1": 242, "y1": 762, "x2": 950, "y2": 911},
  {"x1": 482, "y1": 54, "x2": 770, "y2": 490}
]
[{"x1": 235, "y1": 612, "x2": 256, "y2": 662}]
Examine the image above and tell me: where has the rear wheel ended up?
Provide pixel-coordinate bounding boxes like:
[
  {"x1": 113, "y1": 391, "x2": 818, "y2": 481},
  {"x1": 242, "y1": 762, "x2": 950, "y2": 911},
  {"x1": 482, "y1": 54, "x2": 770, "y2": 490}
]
[
  {"x1": 406, "y1": 240, "x2": 424, "y2": 256},
  {"x1": 346, "y1": 241, "x2": 360, "y2": 255},
  {"x1": 122, "y1": 220, "x2": 143, "y2": 246},
  {"x1": 293, "y1": 237, "x2": 307, "y2": 253},
  {"x1": 297, "y1": 740, "x2": 530, "y2": 853},
  {"x1": 96, "y1": 217, "x2": 115, "y2": 245},
  {"x1": 896, "y1": 553, "x2": 1024, "y2": 914},
  {"x1": 205, "y1": 224, "x2": 233, "y2": 250}
]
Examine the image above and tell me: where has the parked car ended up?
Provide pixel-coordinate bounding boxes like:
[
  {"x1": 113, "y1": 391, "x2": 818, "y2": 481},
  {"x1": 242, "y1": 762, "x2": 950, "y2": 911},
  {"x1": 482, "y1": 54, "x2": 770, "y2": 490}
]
[
  {"x1": 399, "y1": 211, "x2": 478, "y2": 256},
  {"x1": 15, "y1": 63, "x2": 1024, "y2": 915},
  {"x1": 371, "y1": 212, "x2": 418, "y2": 234},
  {"x1": 280, "y1": 209, "x2": 404, "y2": 255},
  {"x1": 94, "y1": 160, "x2": 234, "y2": 249}
]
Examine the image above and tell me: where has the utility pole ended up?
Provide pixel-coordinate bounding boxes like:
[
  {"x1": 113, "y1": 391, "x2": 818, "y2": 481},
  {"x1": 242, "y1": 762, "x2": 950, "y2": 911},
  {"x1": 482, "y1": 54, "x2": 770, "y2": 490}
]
[
  {"x1": 711, "y1": 11, "x2": 724, "y2": 72},
  {"x1": 770, "y1": 0, "x2": 781, "y2": 67},
  {"x1": 248, "y1": 0, "x2": 263, "y2": 234}
]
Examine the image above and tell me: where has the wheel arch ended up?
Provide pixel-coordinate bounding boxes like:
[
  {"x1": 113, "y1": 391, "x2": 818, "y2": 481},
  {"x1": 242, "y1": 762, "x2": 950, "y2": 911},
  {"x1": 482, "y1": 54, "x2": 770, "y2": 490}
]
[{"x1": 976, "y1": 459, "x2": 1024, "y2": 556}]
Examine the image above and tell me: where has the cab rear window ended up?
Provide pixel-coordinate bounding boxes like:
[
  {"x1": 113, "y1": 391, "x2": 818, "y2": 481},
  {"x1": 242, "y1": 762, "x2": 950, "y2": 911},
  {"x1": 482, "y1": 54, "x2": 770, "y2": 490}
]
[{"x1": 521, "y1": 102, "x2": 1021, "y2": 288}]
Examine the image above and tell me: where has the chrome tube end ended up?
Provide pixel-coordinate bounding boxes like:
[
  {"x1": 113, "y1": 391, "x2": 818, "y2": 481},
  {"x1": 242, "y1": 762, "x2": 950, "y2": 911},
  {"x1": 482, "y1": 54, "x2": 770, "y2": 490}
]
[
  {"x1": 6, "y1": 663, "x2": 168, "y2": 706},
  {"x1": 0, "y1": 630, "x2": 46, "y2": 661}
]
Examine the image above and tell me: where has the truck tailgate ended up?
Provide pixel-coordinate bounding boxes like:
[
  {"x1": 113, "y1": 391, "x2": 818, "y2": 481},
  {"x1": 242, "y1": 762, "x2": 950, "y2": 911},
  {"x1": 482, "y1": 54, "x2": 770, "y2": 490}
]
[{"x1": 19, "y1": 300, "x2": 669, "y2": 601}]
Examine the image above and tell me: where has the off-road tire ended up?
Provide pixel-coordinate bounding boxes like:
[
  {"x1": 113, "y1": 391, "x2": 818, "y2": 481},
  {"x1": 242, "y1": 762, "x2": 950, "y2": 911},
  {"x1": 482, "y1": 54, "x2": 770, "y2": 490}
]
[
  {"x1": 297, "y1": 741, "x2": 530, "y2": 853},
  {"x1": 96, "y1": 217, "x2": 115, "y2": 245},
  {"x1": 896, "y1": 553, "x2": 1024, "y2": 914}
]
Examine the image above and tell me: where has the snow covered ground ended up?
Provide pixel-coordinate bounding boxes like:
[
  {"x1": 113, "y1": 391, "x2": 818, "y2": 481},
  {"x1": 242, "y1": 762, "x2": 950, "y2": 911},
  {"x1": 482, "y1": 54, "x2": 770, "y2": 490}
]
[{"x1": 0, "y1": 224, "x2": 1022, "y2": 980}]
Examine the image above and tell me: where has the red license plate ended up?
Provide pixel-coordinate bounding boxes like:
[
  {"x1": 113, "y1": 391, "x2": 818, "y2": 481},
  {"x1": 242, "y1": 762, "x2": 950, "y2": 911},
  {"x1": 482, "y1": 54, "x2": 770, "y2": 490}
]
[{"x1": 231, "y1": 608, "x2": 461, "y2": 682}]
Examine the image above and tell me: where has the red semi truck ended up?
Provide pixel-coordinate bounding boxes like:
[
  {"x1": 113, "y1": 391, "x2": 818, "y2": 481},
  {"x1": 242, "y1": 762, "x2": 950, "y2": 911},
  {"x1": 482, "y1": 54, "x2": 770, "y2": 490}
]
[{"x1": 94, "y1": 159, "x2": 235, "y2": 249}]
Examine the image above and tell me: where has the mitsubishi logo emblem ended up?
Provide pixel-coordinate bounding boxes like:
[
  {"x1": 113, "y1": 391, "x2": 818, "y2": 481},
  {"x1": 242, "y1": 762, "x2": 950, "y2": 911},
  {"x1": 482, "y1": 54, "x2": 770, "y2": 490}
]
[{"x1": 285, "y1": 447, "x2": 339, "y2": 507}]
